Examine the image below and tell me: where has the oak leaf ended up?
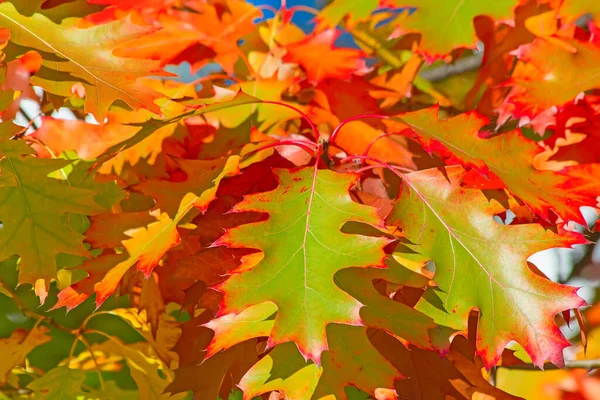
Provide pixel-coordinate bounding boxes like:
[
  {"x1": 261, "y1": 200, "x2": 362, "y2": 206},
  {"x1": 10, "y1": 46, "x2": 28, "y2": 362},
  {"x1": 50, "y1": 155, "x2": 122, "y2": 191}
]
[
  {"x1": 93, "y1": 337, "x2": 183, "y2": 400},
  {"x1": 111, "y1": 0, "x2": 261, "y2": 75},
  {"x1": 0, "y1": 326, "x2": 51, "y2": 385},
  {"x1": 509, "y1": 37, "x2": 600, "y2": 118},
  {"x1": 238, "y1": 342, "x2": 322, "y2": 400},
  {"x1": 388, "y1": 166, "x2": 586, "y2": 369},
  {"x1": 30, "y1": 116, "x2": 139, "y2": 160},
  {"x1": 534, "y1": 100, "x2": 600, "y2": 169},
  {"x1": 167, "y1": 339, "x2": 260, "y2": 399},
  {"x1": 335, "y1": 262, "x2": 435, "y2": 350},
  {"x1": 392, "y1": 107, "x2": 600, "y2": 224},
  {"x1": 53, "y1": 208, "x2": 181, "y2": 311},
  {"x1": 215, "y1": 167, "x2": 390, "y2": 363},
  {"x1": 27, "y1": 367, "x2": 90, "y2": 399},
  {"x1": 0, "y1": 2, "x2": 168, "y2": 121},
  {"x1": 386, "y1": 0, "x2": 518, "y2": 58},
  {"x1": 107, "y1": 308, "x2": 181, "y2": 367},
  {"x1": 312, "y1": 325, "x2": 400, "y2": 399},
  {"x1": 203, "y1": 302, "x2": 277, "y2": 358},
  {"x1": 133, "y1": 156, "x2": 241, "y2": 217},
  {"x1": 0, "y1": 134, "x2": 104, "y2": 300},
  {"x1": 370, "y1": 329, "x2": 522, "y2": 400},
  {"x1": 85, "y1": 211, "x2": 158, "y2": 249},
  {"x1": 317, "y1": 0, "x2": 379, "y2": 29},
  {"x1": 558, "y1": 0, "x2": 600, "y2": 24},
  {"x1": 238, "y1": 326, "x2": 401, "y2": 400},
  {"x1": 55, "y1": 156, "x2": 240, "y2": 310},
  {"x1": 284, "y1": 30, "x2": 367, "y2": 82}
]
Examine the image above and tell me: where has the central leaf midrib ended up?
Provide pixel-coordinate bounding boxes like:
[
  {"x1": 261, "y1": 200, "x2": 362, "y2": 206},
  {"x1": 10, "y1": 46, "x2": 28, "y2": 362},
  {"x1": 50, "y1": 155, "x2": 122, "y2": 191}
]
[{"x1": 301, "y1": 164, "x2": 320, "y2": 308}]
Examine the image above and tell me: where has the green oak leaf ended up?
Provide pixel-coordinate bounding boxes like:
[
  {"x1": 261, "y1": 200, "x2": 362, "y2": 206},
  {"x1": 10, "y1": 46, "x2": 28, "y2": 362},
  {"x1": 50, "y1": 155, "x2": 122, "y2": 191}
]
[
  {"x1": 388, "y1": 166, "x2": 585, "y2": 369},
  {"x1": 318, "y1": 0, "x2": 379, "y2": 28},
  {"x1": 27, "y1": 367, "x2": 89, "y2": 399},
  {"x1": 215, "y1": 167, "x2": 389, "y2": 363},
  {"x1": 390, "y1": 0, "x2": 518, "y2": 57},
  {"x1": 0, "y1": 138, "x2": 103, "y2": 300}
]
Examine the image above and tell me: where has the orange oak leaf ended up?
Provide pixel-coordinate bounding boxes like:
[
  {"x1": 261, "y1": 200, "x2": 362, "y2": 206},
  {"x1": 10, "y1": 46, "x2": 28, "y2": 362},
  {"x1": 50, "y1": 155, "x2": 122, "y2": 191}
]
[
  {"x1": 86, "y1": 212, "x2": 158, "y2": 249},
  {"x1": 30, "y1": 117, "x2": 138, "y2": 160},
  {"x1": 56, "y1": 153, "x2": 240, "y2": 310},
  {"x1": 508, "y1": 36, "x2": 600, "y2": 119},
  {"x1": 112, "y1": 0, "x2": 262, "y2": 75},
  {"x1": 534, "y1": 100, "x2": 600, "y2": 170},
  {"x1": 51, "y1": 252, "x2": 128, "y2": 311},
  {"x1": 114, "y1": 28, "x2": 217, "y2": 70},
  {"x1": 284, "y1": 30, "x2": 367, "y2": 82},
  {"x1": 391, "y1": 107, "x2": 600, "y2": 224},
  {"x1": 466, "y1": 0, "x2": 550, "y2": 113},
  {"x1": 123, "y1": 212, "x2": 181, "y2": 278},
  {"x1": 133, "y1": 156, "x2": 241, "y2": 217},
  {"x1": 53, "y1": 211, "x2": 181, "y2": 310}
]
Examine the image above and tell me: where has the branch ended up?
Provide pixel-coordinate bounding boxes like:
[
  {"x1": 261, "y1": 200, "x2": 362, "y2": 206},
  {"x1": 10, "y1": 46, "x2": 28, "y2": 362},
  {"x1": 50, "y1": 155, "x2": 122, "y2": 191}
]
[
  {"x1": 419, "y1": 53, "x2": 483, "y2": 82},
  {"x1": 351, "y1": 27, "x2": 403, "y2": 68},
  {"x1": 499, "y1": 359, "x2": 600, "y2": 371},
  {"x1": 18, "y1": 105, "x2": 42, "y2": 131}
]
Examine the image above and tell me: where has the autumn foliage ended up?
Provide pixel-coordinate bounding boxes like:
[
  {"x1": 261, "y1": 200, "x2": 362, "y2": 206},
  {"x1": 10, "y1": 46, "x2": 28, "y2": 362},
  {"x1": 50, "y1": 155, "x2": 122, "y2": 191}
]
[{"x1": 0, "y1": 0, "x2": 600, "y2": 399}]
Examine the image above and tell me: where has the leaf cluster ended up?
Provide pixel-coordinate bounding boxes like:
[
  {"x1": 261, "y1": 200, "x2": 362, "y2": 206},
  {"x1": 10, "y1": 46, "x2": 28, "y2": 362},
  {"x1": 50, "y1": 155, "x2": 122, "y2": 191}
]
[{"x1": 0, "y1": 0, "x2": 599, "y2": 399}]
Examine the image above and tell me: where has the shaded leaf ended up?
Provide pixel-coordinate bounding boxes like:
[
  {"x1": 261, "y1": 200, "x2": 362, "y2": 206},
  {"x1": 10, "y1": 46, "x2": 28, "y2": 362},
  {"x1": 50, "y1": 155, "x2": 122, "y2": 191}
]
[
  {"x1": 27, "y1": 366, "x2": 89, "y2": 400},
  {"x1": 0, "y1": 137, "x2": 103, "y2": 300},
  {"x1": 0, "y1": 326, "x2": 51, "y2": 385},
  {"x1": 313, "y1": 325, "x2": 400, "y2": 399},
  {"x1": 167, "y1": 339, "x2": 259, "y2": 399}
]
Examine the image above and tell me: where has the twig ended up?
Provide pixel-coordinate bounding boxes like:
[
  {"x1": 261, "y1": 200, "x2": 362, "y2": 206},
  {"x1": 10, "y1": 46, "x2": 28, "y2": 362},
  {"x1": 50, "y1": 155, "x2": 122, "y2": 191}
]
[
  {"x1": 419, "y1": 53, "x2": 483, "y2": 82},
  {"x1": 18, "y1": 105, "x2": 41, "y2": 130},
  {"x1": 78, "y1": 335, "x2": 107, "y2": 393},
  {"x1": 352, "y1": 27, "x2": 403, "y2": 69},
  {"x1": 329, "y1": 114, "x2": 388, "y2": 145}
]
